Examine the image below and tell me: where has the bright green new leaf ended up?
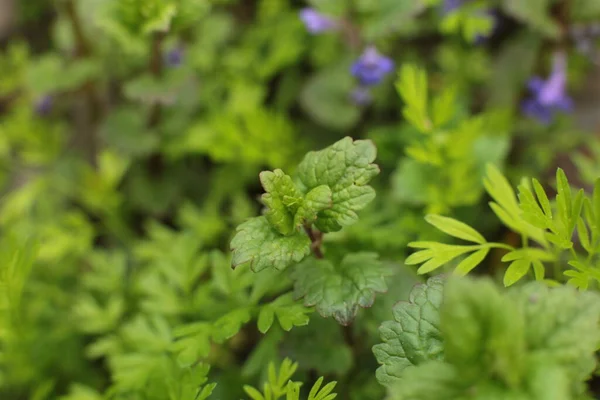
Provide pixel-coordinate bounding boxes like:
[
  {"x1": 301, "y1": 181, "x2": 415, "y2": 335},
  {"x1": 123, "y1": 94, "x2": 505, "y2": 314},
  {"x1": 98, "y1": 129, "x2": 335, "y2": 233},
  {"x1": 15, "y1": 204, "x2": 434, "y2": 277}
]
[
  {"x1": 397, "y1": 64, "x2": 430, "y2": 133},
  {"x1": 425, "y1": 214, "x2": 486, "y2": 244},
  {"x1": 405, "y1": 241, "x2": 480, "y2": 275},
  {"x1": 503, "y1": 259, "x2": 531, "y2": 287},
  {"x1": 260, "y1": 169, "x2": 303, "y2": 235},
  {"x1": 293, "y1": 185, "x2": 333, "y2": 227},
  {"x1": 453, "y1": 248, "x2": 489, "y2": 276},
  {"x1": 297, "y1": 137, "x2": 379, "y2": 232},
  {"x1": 231, "y1": 217, "x2": 311, "y2": 272},
  {"x1": 373, "y1": 276, "x2": 445, "y2": 386},
  {"x1": 291, "y1": 253, "x2": 390, "y2": 325}
]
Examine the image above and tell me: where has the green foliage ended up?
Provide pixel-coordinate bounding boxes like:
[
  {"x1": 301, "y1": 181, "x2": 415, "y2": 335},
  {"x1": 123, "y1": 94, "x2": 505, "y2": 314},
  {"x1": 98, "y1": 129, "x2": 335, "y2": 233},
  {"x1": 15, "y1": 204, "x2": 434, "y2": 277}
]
[
  {"x1": 373, "y1": 276, "x2": 444, "y2": 386},
  {"x1": 292, "y1": 253, "x2": 391, "y2": 325},
  {"x1": 243, "y1": 359, "x2": 337, "y2": 400},
  {"x1": 3, "y1": 0, "x2": 600, "y2": 399},
  {"x1": 376, "y1": 276, "x2": 600, "y2": 399},
  {"x1": 393, "y1": 64, "x2": 510, "y2": 213},
  {"x1": 406, "y1": 164, "x2": 600, "y2": 288}
]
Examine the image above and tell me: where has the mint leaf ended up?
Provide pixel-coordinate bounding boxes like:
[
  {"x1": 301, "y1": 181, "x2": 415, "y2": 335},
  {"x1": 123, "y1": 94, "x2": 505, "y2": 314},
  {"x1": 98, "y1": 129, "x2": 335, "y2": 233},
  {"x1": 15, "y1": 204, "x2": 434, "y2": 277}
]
[
  {"x1": 373, "y1": 276, "x2": 445, "y2": 387},
  {"x1": 231, "y1": 217, "x2": 310, "y2": 271},
  {"x1": 511, "y1": 284, "x2": 600, "y2": 382},
  {"x1": 441, "y1": 278, "x2": 525, "y2": 386},
  {"x1": 297, "y1": 137, "x2": 379, "y2": 232},
  {"x1": 293, "y1": 185, "x2": 333, "y2": 227},
  {"x1": 260, "y1": 169, "x2": 303, "y2": 235},
  {"x1": 291, "y1": 253, "x2": 390, "y2": 325},
  {"x1": 388, "y1": 361, "x2": 463, "y2": 400}
]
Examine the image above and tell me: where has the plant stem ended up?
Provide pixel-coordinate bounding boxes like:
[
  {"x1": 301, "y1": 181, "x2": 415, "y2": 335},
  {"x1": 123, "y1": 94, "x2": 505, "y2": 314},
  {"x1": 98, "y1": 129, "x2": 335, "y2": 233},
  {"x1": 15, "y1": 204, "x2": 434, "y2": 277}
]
[
  {"x1": 64, "y1": 0, "x2": 101, "y2": 168},
  {"x1": 147, "y1": 32, "x2": 165, "y2": 128},
  {"x1": 304, "y1": 225, "x2": 324, "y2": 259}
]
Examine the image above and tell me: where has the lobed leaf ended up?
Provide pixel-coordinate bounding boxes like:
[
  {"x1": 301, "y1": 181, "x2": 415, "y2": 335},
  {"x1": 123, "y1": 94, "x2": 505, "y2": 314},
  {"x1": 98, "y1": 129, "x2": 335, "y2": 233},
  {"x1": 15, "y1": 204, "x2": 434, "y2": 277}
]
[
  {"x1": 297, "y1": 137, "x2": 379, "y2": 232},
  {"x1": 373, "y1": 276, "x2": 445, "y2": 386},
  {"x1": 291, "y1": 253, "x2": 391, "y2": 325},
  {"x1": 231, "y1": 217, "x2": 311, "y2": 272}
]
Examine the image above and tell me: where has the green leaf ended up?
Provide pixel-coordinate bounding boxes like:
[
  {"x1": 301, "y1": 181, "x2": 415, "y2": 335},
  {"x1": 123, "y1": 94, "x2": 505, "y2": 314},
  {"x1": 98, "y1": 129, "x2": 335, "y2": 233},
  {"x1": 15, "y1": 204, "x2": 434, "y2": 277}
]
[
  {"x1": 503, "y1": 259, "x2": 531, "y2": 287},
  {"x1": 291, "y1": 253, "x2": 391, "y2": 325},
  {"x1": 259, "y1": 169, "x2": 303, "y2": 235},
  {"x1": 532, "y1": 179, "x2": 552, "y2": 218},
  {"x1": 373, "y1": 276, "x2": 445, "y2": 386},
  {"x1": 425, "y1": 214, "x2": 486, "y2": 244},
  {"x1": 308, "y1": 377, "x2": 337, "y2": 400},
  {"x1": 405, "y1": 242, "x2": 479, "y2": 275},
  {"x1": 280, "y1": 316, "x2": 353, "y2": 376},
  {"x1": 231, "y1": 217, "x2": 311, "y2": 272},
  {"x1": 441, "y1": 278, "x2": 525, "y2": 386},
  {"x1": 257, "y1": 293, "x2": 312, "y2": 333},
  {"x1": 387, "y1": 361, "x2": 463, "y2": 400},
  {"x1": 431, "y1": 85, "x2": 457, "y2": 128},
  {"x1": 212, "y1": 308, "x2": 252, "y2": 343},
  {"x1": 397, "y1": 64, "x2": 430, "y2": 133},
  {"x1": 297, "y1": 137, "x2": 379, "y2": 232},
  {"x1": 511, "y1": 284, "x2": 600, "y2": 381},
  {"x1": 502, "y1": 0, "x2": 560, "y2": 38},
  {"x1": 300, "y1": 62, "x2": 361, "y2": 130},
  {"x1": 293, "y1": 185, "x2": 333, "y2": 227},
  {"x1": 571, "y1": 0, "x2": 600, "y2": 20},
  {"x1": 453, "y1": 248, "x2": 489, "y2": 277}
]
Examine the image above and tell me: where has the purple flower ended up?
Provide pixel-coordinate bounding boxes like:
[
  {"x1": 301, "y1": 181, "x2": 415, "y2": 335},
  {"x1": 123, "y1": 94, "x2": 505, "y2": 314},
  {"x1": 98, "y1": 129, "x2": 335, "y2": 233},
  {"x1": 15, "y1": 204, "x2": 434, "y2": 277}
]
[
  {"x1": 522, "y1": 53, "x2": 573, "y2": 125},
  {"x1": 34, "y1": 95, "x2": 53, "y2": 116},
  {"x1": 350, "y1": 87, "x2": 372, "y2": 106},
  {"x1": 443, "y1": 0, "x2": 464, "y2": 14},
  {"x1": 299, "y1": 8, "x2": 338, "y2": 34},
  {"x1": 350, "y1": 46, "x2": 395, "y2": 86},
  {"x1": 164, "y1": 47, "x2": 184, "y2": 67}
]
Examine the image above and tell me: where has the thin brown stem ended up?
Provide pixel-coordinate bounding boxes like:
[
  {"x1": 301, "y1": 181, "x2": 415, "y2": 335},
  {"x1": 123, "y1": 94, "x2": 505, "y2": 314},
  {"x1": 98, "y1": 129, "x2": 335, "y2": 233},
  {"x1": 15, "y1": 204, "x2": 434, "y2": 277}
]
[
  {"x1": 64, "y1": 0, "x2": 101, "y2": 168},
  {"x1": 304, "y1": 225, "x2": 324, "y2": 259}
]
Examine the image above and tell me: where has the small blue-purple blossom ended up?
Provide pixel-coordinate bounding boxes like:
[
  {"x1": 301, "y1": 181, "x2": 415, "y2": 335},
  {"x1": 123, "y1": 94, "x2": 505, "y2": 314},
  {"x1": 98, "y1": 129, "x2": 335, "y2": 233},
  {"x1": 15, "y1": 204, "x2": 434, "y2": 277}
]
[
  {"x1": 522, "y1": 53, "x2": 573, "y2": 125},
  {"x1": 443, "y1": 0, "x2": 464, "y2": 14},
  {"x1": 164, "y1": 47, "x2": 184, "y2": 67},
  {"x1": 350, "y1": 46, "x2": 395, "y2": 86},
  {"x1": 299, "y1": 8, "x2": 338, "y2": 34},
  {"x1": 350, "y1": 86, "x2": 372, "y2": 106},
  {"x1": 34, "y1": 95, "x2": 53, "y2": 116}
]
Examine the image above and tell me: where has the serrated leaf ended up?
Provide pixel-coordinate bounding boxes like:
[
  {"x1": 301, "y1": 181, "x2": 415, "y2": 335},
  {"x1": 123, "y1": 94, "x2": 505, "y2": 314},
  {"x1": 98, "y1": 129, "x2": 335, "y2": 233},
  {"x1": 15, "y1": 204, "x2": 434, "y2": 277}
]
[
  {"x1": 373, "y1": 276, "x2": 445, "y2": 386},
  {"x1": 511, "y1": 284, "x2": 600, "y2": 381},
  {"x1": 231, "y1": 217, "x2": 311, "y2": 272},
  {"x1": 291, "y1": 253, "x2": 391, "y2": 325},
  {"x1": 260, "y1": 169, "x2": 303, "y2": 235},
  {"x1": 441, "y1": 277, "x2": 525, "y2": 386},
  {"x1": 293, "y1": 185, "x2": 332, "y2": 227},
  {"x1": 425, "y1": 214, "x2": 486, "y2": 244},
  {"x1": 297, "y1": 137, "x2": 379, "y2": 232}
]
